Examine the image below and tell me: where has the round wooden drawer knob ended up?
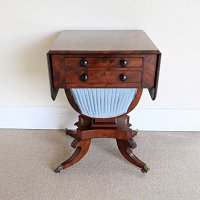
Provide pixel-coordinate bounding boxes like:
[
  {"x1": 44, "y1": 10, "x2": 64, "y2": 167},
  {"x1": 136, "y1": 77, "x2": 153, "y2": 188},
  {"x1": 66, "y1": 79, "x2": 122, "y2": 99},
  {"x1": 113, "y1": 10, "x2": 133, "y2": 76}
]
[
  {"x1": 80, "y1": 59, "x2": 88, "y2": 67},
  {"x1": 80, "y1": 73, "x2": 88, "y2": 81},
  {"x1": 119, "y1": 74, "x2": 127, "y2": 81},
  {"x1": 120, "y1": 60, "x2": 128, "y2": 67}
]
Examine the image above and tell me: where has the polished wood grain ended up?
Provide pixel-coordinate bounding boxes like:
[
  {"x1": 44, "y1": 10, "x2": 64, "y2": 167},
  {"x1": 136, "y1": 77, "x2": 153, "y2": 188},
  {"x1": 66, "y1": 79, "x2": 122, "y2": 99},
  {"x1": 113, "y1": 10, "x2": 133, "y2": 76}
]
[
  {"x1": 65, "y1": 57, "x2": 143, "y2": 68},
  {"x1": 65, "y1": 89, "x2": 81, "y2": 113},
  {"x1": 47, "y1": 53, "x2": 58, "y2": 100},
  {"x1": 54, "y1": 114, "x2": 147, "y2": 173},
  {"x1": 65, "y1": 82, "x2": 142, "y2": 88},
  {"x1": 148, "y1": 53, "x2": 161, "y2": 100},
  {"x1": 48, "y1": 30, "x2": 161, "y2": 173},
  {"x1": 49, "y1": 30, "x2": 160, "y2": 54},
  {"x1": 53, "y1": 91, "x2": 149, "y2": 173},
  {"x1": 47, "y1": 31, "x2": 161, "y2": 100},
  {"x1": 66, "y1": 69, "x2": 142, "y2": 84},
  {"x1": 54, "y1": 138, "x2": 91, "y2": 172},
  {"x1": 50, "y1": 53, "x2": 158, "y2": 93},
  {"x1": 116, "y1": 139, "x2": 147, "y2": 169},
  {"x1": 126, "y1": 88, "x2": 143, "y2": 114}
]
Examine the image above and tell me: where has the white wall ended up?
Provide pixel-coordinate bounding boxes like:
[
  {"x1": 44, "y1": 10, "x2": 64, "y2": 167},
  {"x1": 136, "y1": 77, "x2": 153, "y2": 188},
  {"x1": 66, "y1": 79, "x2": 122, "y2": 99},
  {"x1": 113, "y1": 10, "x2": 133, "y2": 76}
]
[{"x1": 0, "y1": 0, "x2": 200, "y2": 130}]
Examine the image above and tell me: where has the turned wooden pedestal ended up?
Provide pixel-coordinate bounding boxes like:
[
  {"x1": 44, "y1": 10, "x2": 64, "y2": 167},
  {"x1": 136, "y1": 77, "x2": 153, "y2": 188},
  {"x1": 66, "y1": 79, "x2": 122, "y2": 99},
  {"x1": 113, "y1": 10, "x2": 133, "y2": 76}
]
[{"x1": 54, "y1": 114, "x2": 149, "y2": 173}]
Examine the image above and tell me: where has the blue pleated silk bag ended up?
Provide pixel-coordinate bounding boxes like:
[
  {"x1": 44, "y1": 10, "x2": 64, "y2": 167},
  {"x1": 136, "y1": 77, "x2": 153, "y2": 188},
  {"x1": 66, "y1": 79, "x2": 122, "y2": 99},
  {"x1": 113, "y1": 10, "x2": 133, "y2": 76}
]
[{"x1": 71, "y1": 88, "x2": 137, "y2": 118}]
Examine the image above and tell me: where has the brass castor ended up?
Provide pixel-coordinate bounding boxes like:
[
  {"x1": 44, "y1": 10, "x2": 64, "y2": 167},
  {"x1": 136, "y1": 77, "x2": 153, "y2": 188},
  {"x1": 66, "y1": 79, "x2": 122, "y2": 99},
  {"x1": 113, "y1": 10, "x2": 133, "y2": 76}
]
[
  {"x1": 54, "y1": 165, "x2": 64, "y2": 173},
  {"x1": 141, "y1": 165, "x2": 150, "y2": 173}
]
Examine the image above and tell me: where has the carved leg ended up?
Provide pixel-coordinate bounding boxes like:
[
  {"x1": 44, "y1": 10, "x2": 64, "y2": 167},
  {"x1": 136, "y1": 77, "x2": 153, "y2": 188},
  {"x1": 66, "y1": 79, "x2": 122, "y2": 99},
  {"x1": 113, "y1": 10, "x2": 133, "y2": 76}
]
[
  {"x1": 116, "y1": 139, "x2": 150, "y2": 173},
  {"x1": 54, "y1": 138, "x2": 91, "y2": 173},
  {"x1": 65, "y1": 128, "x2": 77, "y2": 138},
  {"x1": 127, "y1": 139, "x2": 137, "y2": 149}
]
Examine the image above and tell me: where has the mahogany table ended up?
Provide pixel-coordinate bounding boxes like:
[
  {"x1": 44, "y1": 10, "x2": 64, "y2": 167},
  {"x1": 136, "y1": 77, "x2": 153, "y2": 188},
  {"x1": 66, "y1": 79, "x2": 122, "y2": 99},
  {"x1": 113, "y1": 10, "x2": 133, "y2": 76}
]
[{"x1": 47, "y1": 30, "x2": 161, "y2": 173}]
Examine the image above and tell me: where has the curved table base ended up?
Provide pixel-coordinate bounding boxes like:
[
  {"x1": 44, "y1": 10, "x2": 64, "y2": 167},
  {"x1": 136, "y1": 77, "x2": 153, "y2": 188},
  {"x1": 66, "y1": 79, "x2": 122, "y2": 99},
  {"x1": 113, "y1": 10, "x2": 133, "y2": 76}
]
[
  {"x1": 54, "y1": 137, "x2": 91, "y2": 173},
  {"x1": 116, "y1": 139, "x2": 150, "y2": 173},
  {"x1": 54, "y1": 115, "x2": 149, "y2": 173}
]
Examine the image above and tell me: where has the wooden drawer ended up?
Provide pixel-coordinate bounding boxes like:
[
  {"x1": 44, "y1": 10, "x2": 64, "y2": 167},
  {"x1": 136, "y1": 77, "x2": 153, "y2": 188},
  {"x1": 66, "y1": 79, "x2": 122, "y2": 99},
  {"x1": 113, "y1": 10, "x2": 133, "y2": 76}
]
[
  {"x1": 66, "y1": 70, "x2": 142, "y2": 84},
  {"x1": 51, "y1": 54, "x2": 157, "y2": 89},
  {"x1": 65, "y1": 57, "x2": 142, "y2": 68},
  {"x1": 47, "y1": 30, "x2": 161, "y2": 100}
]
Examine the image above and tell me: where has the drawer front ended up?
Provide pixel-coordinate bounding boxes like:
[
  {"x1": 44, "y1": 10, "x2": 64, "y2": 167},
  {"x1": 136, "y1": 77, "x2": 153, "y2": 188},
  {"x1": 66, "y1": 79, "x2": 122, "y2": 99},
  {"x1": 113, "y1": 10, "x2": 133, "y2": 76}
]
[
  {"x1": 66, "y1": 70, "x2": 142, "y2": 83},
  {"x1": 65, "y1": 57, "x2": 142, "y2": 68},
  {"x1": 51, "y1": 54, "x2": 157, "y2": 88}
]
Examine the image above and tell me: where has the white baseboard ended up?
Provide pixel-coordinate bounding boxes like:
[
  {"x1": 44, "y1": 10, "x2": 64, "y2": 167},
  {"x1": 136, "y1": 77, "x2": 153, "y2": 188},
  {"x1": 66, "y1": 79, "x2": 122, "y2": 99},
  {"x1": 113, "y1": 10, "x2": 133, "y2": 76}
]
[
  {"x1": 0, "y1": 107, "x2": 199, "y2": 131},
  {"x1": 130, "y1": 108, "x2": 200, "y2": 131},
  {"x1": 0, "y1": 107, "x2": 78, "y2": 130}
]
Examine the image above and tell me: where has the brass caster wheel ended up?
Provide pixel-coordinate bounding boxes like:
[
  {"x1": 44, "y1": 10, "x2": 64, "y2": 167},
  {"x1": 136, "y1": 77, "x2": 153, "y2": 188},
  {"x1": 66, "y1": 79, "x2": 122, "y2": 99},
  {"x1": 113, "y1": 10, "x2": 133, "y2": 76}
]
[
  {"x1": 54, "y1": 165, "x2": 64, "y2": 173},
  {"x1": 141, "y1": 165, "x2": 150, "y2": 173}
]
